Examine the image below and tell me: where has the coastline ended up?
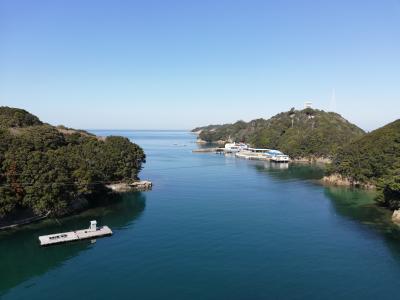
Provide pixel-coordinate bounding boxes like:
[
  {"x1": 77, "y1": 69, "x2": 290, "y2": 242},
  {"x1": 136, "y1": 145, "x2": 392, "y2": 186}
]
[
  {"x1": 292, "y1": 157, "x2": 332, "y2": 164},
  {"x1": 191, "y1": 145, "x2": 399, "y2": 223},
  {"x1": 318, "y1": 174, "x2": 400, "y2": 223},
  {"x1": 196, "y1": 138, "x2": 226, "y2": 145},
  {"x1": 0, "y1": 180, "x2": 152, "y2": 231},
  {"x1": 106, "y1": 180, "x2": 153, "y2": 192},
  {"x1": 321, "y1": 173, "x2": 376, "y2": 190}
]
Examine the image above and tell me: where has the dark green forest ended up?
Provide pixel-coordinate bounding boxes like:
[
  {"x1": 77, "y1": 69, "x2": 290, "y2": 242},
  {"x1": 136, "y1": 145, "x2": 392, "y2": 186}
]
[
  {"x1": 0, "y1": 107, "x2": 146, "y2": 219},
  {"x1": 194, "y1": 109, "x2": 400, "y2": 210},
  {"x1": 195, "y1": 108, "x2": 365, "y2": 159},
  {"x1": 329, "y1": 119, "x2": 400, "y2": 210}
]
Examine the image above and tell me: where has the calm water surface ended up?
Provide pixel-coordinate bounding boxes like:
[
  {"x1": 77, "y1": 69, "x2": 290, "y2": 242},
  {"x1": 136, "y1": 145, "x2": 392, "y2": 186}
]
[{"x1": 1, "y1": 130, "x2": 400, "y2": 299}]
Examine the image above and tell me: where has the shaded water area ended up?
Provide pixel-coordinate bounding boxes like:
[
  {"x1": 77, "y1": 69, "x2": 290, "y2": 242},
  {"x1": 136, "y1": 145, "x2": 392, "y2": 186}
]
[{"x1": 1, "y1": 131, "x2": 400, "y2": 299}]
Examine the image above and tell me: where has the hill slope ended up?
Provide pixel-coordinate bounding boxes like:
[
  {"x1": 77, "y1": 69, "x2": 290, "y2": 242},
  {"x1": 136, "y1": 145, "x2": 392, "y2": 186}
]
[
  {"x1": 0, "y1": 106, "x2": 43, "y2": 128},
  {"x1": 194, "y1": 108, "x2": 365, "y2": 159},
  {"x1": 328, "y1": 119, "x2": 400, "y2": 209},
  {"x1": 0, "y1": 107, "x2": 146, "y2": 220}
]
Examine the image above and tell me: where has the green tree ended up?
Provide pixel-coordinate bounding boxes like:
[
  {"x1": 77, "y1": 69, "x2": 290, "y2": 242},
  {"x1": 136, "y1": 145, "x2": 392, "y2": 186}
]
[{"x1": 0, "y1": 107, "x2": 146, "y2": 218}]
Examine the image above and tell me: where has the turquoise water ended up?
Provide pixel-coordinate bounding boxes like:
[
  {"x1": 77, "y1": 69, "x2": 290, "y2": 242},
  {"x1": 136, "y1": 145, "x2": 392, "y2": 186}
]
[{"x1": 1, "y1": 130, "x2": 400, "y2": 299}]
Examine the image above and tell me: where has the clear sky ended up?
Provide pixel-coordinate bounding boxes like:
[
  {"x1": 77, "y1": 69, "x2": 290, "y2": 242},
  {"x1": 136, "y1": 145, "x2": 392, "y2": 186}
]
[{"x1": 0, "y1": 0, "x2": 399, "y2": 130}]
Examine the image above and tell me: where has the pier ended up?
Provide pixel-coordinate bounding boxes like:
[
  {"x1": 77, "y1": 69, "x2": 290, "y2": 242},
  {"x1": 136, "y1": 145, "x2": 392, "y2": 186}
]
[
  {"x1": 192, "y1": 148, "x2": 224, "y2": 153},
  {"x1": 39, "y1": 221, "x2": 112, "y2": 246},
  {"x1": 235, "y1": 151, "x2": 269, "y2": 161},
  {"x1": 192, "y1": 145, "x2": 290, "y2": 162}
]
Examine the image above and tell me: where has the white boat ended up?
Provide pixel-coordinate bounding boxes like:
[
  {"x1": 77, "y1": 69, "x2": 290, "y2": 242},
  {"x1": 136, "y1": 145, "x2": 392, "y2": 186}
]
[
  {"x1": 266, "y1": 150, "x2": 290, "y2": 162},
  {"x1": 235, "y1": 147, "x2": 270, "y2": 160},
  {"x1": 224, "y1": 142, "x2": 248, "y2": 153},
  {"x1": 270, "y1": 154, "x2": 290, "y2": 162}
]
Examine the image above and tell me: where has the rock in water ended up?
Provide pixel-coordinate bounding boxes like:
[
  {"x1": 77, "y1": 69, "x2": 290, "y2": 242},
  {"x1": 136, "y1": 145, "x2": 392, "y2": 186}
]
[
  {"x1": 131, "y1": 181, "x2": 153, "y2": 191},
  {"x1": 106, "y1": 181, "x2": 153, "y2": 192},
  {"x1": 392, "y1": 210, "x2": 400, "y2": 224}
]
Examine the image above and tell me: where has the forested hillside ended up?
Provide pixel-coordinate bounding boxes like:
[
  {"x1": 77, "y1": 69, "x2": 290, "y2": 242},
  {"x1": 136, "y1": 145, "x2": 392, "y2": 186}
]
[
  {"x1": 194, "y1": 108, "x2": 365, "y2": 159},
  {"x1": 329, "y1": 119, "x2": 400, "y2": 209},
  {"x1": 0, "y1": 107, "x2": 146, "y2": 219}
]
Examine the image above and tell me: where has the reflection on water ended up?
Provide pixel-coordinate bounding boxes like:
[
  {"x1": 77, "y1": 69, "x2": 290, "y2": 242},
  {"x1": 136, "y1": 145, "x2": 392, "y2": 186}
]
[
  {"x1": 254, "y1": 161, "x2": 325, "y2": 181},
  {"x1": 3, "y1": 131, "x2": 400, "y2": 299},
  {"x1": 0, "y1": 192, "x2": 146, "y2": 295},
  {"x1": 325, "y1": 186, "x2": 400, "y2": 262},
  {"x1": 324, "y1": 187, "x2": 387, "y2": 226},
  {"x1": 254, "y1": 161, "x2": 400, "y2": 240},
  {"x1": 325, "y1": 187, "x2": 400, "y2": 235},
  {"x1": 266, "y1": 162, "x2": 289, "y2": 170}
]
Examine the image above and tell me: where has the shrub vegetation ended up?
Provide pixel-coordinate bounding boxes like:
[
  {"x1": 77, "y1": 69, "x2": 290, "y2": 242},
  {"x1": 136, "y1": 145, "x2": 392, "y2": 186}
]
[
  {"x1": 0, "y1": 107, "x2": 145, "y2": 218},
  {"x1": 195, "y1": 108, "x2": 365, "y2": 159}
]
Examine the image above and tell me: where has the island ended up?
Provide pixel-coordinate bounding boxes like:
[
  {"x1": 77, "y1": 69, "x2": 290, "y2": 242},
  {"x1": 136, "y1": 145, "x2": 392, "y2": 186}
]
[
  {"x1": 0, "y1": 106, "x2": 150, "y2": 229},
  {"x1": 325, "y1": 119, "x2": 400, "y2": 212},
  {"x1": 192, "y1": 107, "x2": 400, "y2": 218},
  {"x1": 193, "y1": 108, "x2": 365, "y2": 162}
]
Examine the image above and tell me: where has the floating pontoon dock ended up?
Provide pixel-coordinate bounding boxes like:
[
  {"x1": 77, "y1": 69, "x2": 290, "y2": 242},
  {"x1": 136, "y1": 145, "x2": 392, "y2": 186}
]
[
  {"x1": 39, "y1": 220, "x2": 112, "y2": 246},
  {"x1": 192, "y1": 147, "x2": 224, "y2": 153}
]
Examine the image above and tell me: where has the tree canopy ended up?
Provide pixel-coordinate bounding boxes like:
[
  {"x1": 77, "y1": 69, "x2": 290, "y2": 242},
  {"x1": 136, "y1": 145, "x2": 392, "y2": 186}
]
[
  {"x1": 0, "y1": 107, "x2": 146, "y2": 218},
  {"x1": 329, "y1": 119, "x2": 400, "y2": 209},
  {"x1": 196, "y1": 108, "x2": 365, "y2": 159},
  {"x1": 0, "y1": 106, "x2": 43, "y2": 128}
]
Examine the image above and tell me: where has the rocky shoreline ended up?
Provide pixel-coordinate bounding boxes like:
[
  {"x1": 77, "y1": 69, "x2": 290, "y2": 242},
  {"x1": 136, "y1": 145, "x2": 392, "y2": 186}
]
[
  {"x1": 193, "y1": 144, "x2": 400, "y2": 225},
  {"x1": 292, "y1": 157, "x2": 332, "y2": 164},
  {"x1": 106, "y1": 180, "x2": 153, "y2": 192},
  {"x1": 196, "y1": 138, "x2": 226, "y2": 145},
  {"x1": 392, "y1": 210, "x2": 400, "y2": 225},
  {"x1": 0, "y1": 211, "x2": 51, "y2": 231},
  {"x1": 321, "y1": 173, "x2": 376, "y2": 189},
  {"x1": 0, "y1": 180, "x2": 153, "y2": 231},
  {"x1": 321, "y1": 174, "x2": 400, "y2": 225}
]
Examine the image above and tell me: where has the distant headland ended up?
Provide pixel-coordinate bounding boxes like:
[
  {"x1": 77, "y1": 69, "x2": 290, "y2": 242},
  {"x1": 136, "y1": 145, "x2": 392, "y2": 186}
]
[{"x1": 192, "y1": 107, "x2": 400, "y2": 219}]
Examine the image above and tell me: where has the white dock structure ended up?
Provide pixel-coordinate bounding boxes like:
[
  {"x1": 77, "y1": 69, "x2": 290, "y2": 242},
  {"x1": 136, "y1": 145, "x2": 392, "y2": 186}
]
[
  {"x1": 235, "y1": 148, "x2": 290, "y2": 162},
  {"x1": 235, "y1": 148, "x2": 271, "y2": 160},
  {"x1": 224, "y1": 142, "x2": 248, "y2": 153},
  {"x1": 39, "y1": 220, "x2": 112, "y2": 246}
]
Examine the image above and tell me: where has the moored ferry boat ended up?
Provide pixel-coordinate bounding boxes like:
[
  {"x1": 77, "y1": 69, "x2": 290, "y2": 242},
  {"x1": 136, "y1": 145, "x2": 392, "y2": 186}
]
[
  {"x1": 224, "y1": 142, "x2": 248, "y2": 153},
  {"x1": 270, "y1": 154, "x2": 290, "y2": 162},
  {"x1": 235, "y1": 148, "x2": 290, "y2": 162},
  {"x1": 235, "y1": 147, "x2": 270, "y2": 160},
  {"x1": 266, "y1": 150, "x2": 290, "y2": 162}
]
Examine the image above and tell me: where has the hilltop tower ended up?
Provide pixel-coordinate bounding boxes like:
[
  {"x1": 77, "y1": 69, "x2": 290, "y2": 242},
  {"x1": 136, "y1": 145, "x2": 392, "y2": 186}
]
[{"x1": 329, "y1": 88, "x2": 336, "y2": 112}]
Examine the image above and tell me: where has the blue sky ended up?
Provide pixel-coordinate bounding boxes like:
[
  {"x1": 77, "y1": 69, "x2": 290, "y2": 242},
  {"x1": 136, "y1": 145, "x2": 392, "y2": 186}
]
[{"x1": 0, "y1": 0, "x2": 399, "y2": 130}]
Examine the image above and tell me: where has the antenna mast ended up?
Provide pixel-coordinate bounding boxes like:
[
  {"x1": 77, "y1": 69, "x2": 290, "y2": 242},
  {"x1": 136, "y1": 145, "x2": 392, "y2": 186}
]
[{"x1": 330, "y1": 88, "x2": 336, "y2": 112}]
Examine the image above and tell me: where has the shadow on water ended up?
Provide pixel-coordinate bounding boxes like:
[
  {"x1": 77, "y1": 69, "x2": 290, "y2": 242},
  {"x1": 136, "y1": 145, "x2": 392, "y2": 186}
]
[
  {"x1": 253, "y1": 161, "x2": 325, "y2": 181},
  {"x1": 324, "y1": 186, "x2": 389, "y2": 228},
  {"x1": 0, "y1": 192, "x2": 146, "y2": 296},
  {"x1": 324, "y1": 187, "x2": 400, "y2": 258},
  {"x1": 254, "y1": 161, "x2": 400, "y2": 258}
]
